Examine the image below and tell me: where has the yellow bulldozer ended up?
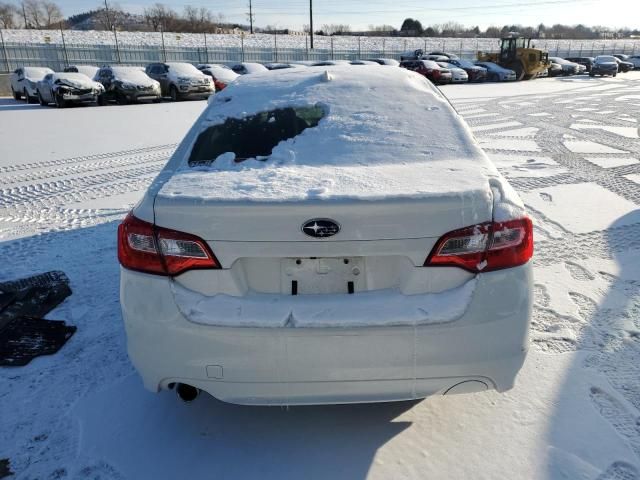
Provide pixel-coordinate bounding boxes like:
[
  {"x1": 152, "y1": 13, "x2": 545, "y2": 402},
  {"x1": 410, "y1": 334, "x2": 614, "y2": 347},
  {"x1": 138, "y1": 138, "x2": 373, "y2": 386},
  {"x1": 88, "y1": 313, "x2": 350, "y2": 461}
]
[{"x1": 478, "y1": 35, "x2": 550, "y2": 80}]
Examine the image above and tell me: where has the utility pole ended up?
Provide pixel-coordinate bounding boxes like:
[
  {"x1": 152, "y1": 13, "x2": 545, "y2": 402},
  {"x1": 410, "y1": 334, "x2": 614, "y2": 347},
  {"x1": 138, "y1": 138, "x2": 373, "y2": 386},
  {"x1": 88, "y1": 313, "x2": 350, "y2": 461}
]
[
  {"x1": 104, "y1": 0, "x2": 121, "y2": 63},
  {"x1": 21, "y1": 2, "x2": 28, "y2": 29},
  {"x1": 247, "y1": 0, "x2": 254, "y2": 34},
  {"x1": 309, "y1": 0, "x2": 313, "y2": 49}
]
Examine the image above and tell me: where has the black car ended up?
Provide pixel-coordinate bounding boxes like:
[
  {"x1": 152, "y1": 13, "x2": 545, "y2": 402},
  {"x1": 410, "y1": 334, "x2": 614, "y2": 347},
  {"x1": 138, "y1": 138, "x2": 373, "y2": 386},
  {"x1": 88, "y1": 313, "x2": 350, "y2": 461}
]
[
  {"x1": 565, "y1": 57, "x2": 595, "y2": 73},
  {"x1": 612, "y1": 55, "x2": 634, "y2": 72},
  {"x1": 95, "y1": 66, "x2": 162, "y2": 104},
  {"x1": 445, "y1": 58, "x2": 487, "y2": 82},
  {"x1": 590, "y1": 56, "x2": 619, "y2": 77}
]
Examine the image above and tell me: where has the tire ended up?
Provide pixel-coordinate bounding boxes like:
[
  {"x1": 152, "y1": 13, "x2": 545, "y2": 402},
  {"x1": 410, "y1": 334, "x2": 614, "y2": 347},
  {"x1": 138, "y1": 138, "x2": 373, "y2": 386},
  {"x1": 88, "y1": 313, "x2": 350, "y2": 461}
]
[
  {"x1": 169, "y1": 85, "x2": 179, "y2": 102},
  {"x1": 54, "y1": 93, "x2": 66, "y2": 108},
  {"x1": 38, "y1": 92, "x2": 47, "y2": 106},
  {"x1": 116, "y1": 93, "x2": 129, "y2": 105},
  {"x1": 490, "y1": 73, "x2": 499, "y2": 82},
  {"x1": 589, "y1": 73, "x2": 594, "y2": 77},
  {"x1": 152, "y1": 97, "x2": 162, "y2": 103},
  {"x1": 11, "y1": 87, "x2": 20, "y2": 100},
  {"x1": 97, "y1": 94, "x2": 107, "y2": 106},
  {"x1": 512, "y1": 63, "x2": 525, "y2": 81},
  {"x1": 24, "y1": 89, "x2": 33, "y2": 104}
]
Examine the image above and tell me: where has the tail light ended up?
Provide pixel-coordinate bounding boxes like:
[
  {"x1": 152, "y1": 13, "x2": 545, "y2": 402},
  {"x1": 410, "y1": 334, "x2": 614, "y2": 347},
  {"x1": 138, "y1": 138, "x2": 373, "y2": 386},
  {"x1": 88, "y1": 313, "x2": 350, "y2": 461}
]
[
  {"x1": 117, "y1": 213, "x2": 220, "y2": 276},
  {"x1": 425, "y1": 218, "x2": 533, "y2": 273}
]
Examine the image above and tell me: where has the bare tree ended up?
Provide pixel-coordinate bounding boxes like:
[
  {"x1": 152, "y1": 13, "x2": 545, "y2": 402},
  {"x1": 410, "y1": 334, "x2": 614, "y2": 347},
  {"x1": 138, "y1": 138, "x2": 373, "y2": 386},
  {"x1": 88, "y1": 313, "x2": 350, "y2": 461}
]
[
  {"x1": 23, "y1": 0, "x2": 43, "y2": 28},
  {"x1": 42, "y1": 0, "x2": 63, "y2": 27},
  {"x1": 144, "y1": 3, "x2": 177, "y2": 31},
  {"x1": 321, "y1": 23, "x2": 351, "y2": 35},
  {"x1": 0, "y1": 1, "x2": 19, "y2": 28}
]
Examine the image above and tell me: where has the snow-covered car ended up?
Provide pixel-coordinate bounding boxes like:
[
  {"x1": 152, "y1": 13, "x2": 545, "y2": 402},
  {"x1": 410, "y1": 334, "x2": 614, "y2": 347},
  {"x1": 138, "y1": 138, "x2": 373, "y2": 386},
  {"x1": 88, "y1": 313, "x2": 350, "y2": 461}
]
[
  {"x1": 145, "y1": 62, "x2": 214, "y2": 101},
  {"x1": 437, "y1": 62, "x2": 468, "y2": 83},
  {"x1": 590, "y1": 56, "x2": 619, "y2": 77},
  {"x1": 424, "y1": 54, "x2": 449, "y2": 62},
  {"x1": 230, "y1": 62, "x2": 269, "y2": 75},
  {"x1": 118, "y1": 66, "x2": 534, "y2": 406},
  {"x1": 10, "y1": 66, "x2": 54, "y2": 102},
  {"x1": 310, "y1": 60, "x2": 352, "y2": 66},
  {"x1": 445, "y1": 59, "x2": 487, "y2": 82},
  {"x1": 64, "y1": 65, "x2": 100, "y2": 78},
  {"x1": 365, "y1": 58, "x2": 400, "y2": 66},
  {"x1": 264, "y1": 63, "x2": 308, "y2": 70},
  {"x1": 36, "y1": 72, "x2": 104, "y2": 108},
  {"x1": 349, "y1": 60, "x2": 380, "y2": 66},
  {"x1": 474, "y1": 62, "x2": 517, "y2": 81},
  {"x1": 400, "y1": 59, "x2": 452, "y2": 84},
  {"x1": 94, "y1": 66, "x2": 161, "y2": 104},
  {"x1": 549, "y1": 57, "x2": 581, "y2": 75},
  {"x1": 199, "y1": 65, "x2": 240, "y2": 91}
]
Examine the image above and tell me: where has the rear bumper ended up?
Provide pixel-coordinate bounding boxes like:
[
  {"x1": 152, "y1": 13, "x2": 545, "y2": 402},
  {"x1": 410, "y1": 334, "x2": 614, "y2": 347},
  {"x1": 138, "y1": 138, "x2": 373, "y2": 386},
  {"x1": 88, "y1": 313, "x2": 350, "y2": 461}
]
[{"x1": 121, "y1": 263, "x2": 532, "y2": 405}]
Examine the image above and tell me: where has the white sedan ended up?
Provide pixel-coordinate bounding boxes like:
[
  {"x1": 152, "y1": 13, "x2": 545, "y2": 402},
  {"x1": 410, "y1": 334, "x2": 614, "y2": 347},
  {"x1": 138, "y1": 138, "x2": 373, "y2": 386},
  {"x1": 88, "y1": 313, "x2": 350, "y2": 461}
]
[
  {"x1": 119, "y1": 65, "x2": 534, "y2": 406},
  {"x1": 10, "y1": 66, "x2": 54, "y2": 103}
]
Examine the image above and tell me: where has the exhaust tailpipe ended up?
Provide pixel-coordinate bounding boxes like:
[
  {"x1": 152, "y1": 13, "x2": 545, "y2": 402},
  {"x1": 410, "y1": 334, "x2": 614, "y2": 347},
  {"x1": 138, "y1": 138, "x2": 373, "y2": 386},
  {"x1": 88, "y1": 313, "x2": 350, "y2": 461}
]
[{"x1": 176, "y1": 383, "x2": 200, "y2": 403}]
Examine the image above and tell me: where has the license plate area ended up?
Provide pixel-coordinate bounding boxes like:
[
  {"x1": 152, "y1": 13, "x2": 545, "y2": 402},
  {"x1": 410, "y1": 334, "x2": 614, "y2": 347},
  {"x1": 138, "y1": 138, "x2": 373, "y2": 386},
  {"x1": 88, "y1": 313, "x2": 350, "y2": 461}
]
[{"x1": 281, "y1": 257, "x2": 365, "y2": 295}]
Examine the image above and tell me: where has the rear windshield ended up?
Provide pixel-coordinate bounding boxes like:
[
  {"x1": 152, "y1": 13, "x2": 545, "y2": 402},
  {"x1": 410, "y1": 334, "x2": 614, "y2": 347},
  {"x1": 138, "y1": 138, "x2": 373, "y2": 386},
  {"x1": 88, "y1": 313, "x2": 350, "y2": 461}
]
[{"x1": 189, "y1": 106, "x2": 325, "y2": 166}]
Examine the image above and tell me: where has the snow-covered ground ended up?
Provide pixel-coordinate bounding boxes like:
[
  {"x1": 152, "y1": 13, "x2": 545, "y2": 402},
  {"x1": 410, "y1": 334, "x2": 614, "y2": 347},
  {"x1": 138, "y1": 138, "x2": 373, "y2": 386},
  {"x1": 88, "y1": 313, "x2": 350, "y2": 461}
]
[{"x1": 1, "y1": 73, "x2": 640, "y2": 479}]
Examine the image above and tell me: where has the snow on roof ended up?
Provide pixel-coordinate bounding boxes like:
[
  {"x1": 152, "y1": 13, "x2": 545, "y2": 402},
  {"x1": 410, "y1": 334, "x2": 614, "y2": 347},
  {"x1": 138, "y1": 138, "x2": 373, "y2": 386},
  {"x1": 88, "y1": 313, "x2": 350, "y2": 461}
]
[
  {"x1": 238, "y1": 62, "x2": 269, "y2": 73},
  {"x1": 110, "y1": 66, "x2": 156, "y2": 85},
  {"x1": 166, "y1": 62, "x2": 202, "y2": 76},
  {"x1": 22, "y1": 67, "x2": 53, "y2": 78},
  {"x1": 202, "y1": 65, "x2": 239, "y2": 83},
  {"x1": 157, "y1": 65, "x2": 499, "y2": 203}
]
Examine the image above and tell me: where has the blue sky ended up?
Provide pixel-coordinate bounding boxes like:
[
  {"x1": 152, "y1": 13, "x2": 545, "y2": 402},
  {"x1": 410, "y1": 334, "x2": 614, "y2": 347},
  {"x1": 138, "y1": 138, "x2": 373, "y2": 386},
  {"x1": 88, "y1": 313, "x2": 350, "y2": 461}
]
[{"x1": 58, "y1": 0, "x2": 635, "y2": 30}]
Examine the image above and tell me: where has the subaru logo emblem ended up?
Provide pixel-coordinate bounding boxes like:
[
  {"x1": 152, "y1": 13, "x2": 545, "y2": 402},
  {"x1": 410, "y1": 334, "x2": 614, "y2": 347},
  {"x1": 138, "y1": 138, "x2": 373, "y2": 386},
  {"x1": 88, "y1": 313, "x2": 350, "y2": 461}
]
[{"x1": 301, "y1": 219, "x2": 340, "y2": 238}]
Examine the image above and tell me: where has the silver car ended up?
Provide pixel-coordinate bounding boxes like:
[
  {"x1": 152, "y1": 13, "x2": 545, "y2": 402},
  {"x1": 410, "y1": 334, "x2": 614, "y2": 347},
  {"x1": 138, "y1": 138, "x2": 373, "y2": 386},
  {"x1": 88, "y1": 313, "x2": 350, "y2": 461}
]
[
  {"x1": 119, "y1": 66, "x2": 534, "y2": 406},
  {"x1": 10, "y1": 66, "x2": 54, "y2": 103}
]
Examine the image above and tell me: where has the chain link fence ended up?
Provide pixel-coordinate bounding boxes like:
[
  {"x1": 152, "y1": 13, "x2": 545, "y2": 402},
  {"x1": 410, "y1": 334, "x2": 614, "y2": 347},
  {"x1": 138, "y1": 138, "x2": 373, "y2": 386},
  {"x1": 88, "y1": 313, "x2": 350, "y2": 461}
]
[{"x1": 1, "y1": 37, "x2": 639, "y2": 73}]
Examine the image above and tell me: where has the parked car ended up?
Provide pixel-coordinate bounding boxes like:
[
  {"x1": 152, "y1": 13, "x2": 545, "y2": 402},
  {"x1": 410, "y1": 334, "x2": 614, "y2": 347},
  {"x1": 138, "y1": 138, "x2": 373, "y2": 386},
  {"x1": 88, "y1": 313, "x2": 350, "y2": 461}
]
[
  {"x1": 428, "y1": 51, "x2": 459, "y2": 60},
  {"x1": 613, "y1": 57, "x2": 634, "y2": 72},
  {"x1": 36, "y1": 72, "x2": 104, "y2": 108},
  {"x1": 311, "y1": 60, "x2": 352, "y2": 66},
  {"x1": 366, "y1": 58, "x2": 400, "y2": 66},
  {"x1": 10, "y1": 66, "x2": 54, "y2": 102},
  {"x1": 424, "y1": 54, "x2": 449, "y2": 62},
  {"x1": 145, "y1": 62, "x2": 214, "y2": 101},
  {"x1": 627, "y1": 55, "x2": 640, "y2": 69},
  {"x1": 94, "y1": 66, "x2": 161, "y2": 104},
  {"x1": 437, "y1": 62, "x2": 468, "y2": 83},
  {"x1": 399, "y1": 49, "x2": 424, "y2": 61},
  {"x1": 264, "y1": 63, "x2": 306, "y2": 70},
  {"x1": 349, "y1": 60, "x2": 380, "y2": 65},
  {"x1": 564, "y1": 57, "x2": 595, "y2": 73},
  {"x1": 199, "y1": 65, "x2": 240, "y2": 91},
  {"x1": 230, "y1": 62, "x2": 269, "y2": 75},
  {"x1": 64, "y1": 65, "x2": 100, "y2": 78},
  {"x1": 445, "y1": 59, "x2": 487, "y2": 82},
  {"x1": 118, "y1": 65, "x2": 533, "y2": 406},
  {"x1": 474, "y1": 62, "x2": 517, "y2": 81},
  {"x1": 546, "y1": 61, "x2": 564, "y2": 77},
  {"x1": 590, "y1": 56, "x2": 619, "y2": 77},
  {"x1": 400, "y1": 59, "x2": 452, "y2": 84},
  {"x1": 548, "y1": 57, "x2": 581, "y2": 75}
]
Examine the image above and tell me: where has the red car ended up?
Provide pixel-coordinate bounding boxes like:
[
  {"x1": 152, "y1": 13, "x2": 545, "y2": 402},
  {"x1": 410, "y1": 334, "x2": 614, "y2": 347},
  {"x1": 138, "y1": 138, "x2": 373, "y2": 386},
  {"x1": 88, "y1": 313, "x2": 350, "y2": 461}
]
[
  {"x1": 197, "y1": 64, "x2": 239, "y2": 91},
  {"x1": 400, "y1": 59, "x2": 452, "y2": 85}
]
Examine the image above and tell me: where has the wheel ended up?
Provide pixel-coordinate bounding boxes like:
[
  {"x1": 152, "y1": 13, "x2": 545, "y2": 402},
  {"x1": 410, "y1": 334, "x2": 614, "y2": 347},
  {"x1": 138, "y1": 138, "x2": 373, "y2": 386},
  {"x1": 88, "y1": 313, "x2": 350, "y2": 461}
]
[
  {"x1": 11, "y1": 87, "x2": 20, "y2": 100},
  {"x1": 54, "y1": 93, "x2": 66, "y2": 108},
  {"x1": 589, "y1": 72, "x2": 595, "y2": 77},
  {"x1": 38, "y1": 92, "x2": 47, "y2": 106},
  {"x1": 152, "y1": 97, "x2": 162, "y2": 103},
  {"x1": 116, "y1": 93, "x2": 129, "y2": 105},
  {"x1": 613, "y1": 73, "x2": 617, "y2": 77},
  {"x1": 169, "y1": 85, "x2": 179, "y2": 102},
  {"x1": 512, "y1": 62, "x2": 525, "y2": 81},
  {"x1": 24, "y1": 89, "x2": 33, "y2": 104},
  {"x1": 489, "y1": 73, "x2": 499, "y2": 82},
  {"x1": 97, "y1": 94, "x2": 107, "y2": 106}
]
